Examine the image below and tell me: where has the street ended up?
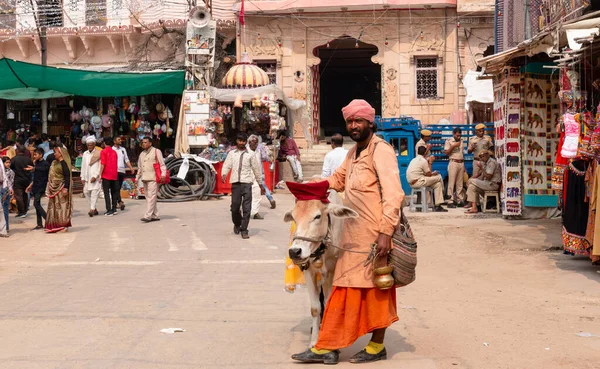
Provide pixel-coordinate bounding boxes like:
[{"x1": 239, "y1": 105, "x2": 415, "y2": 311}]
[{"x1": 1, "y1": 195, "x2": 600, "y2": 369}]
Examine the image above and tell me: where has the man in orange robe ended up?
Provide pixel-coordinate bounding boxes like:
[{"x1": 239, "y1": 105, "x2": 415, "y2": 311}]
[{"x1": 292, "y1": 99, "x2": 404, "y2": 364}]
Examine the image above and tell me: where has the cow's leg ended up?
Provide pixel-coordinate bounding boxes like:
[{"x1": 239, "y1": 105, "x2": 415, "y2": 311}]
[{"x1": 304, "y1": 270, "x2": 321, "y2": 347}]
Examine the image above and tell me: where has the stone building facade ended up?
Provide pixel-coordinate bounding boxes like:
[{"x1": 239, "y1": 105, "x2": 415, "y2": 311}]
[{"x1": 236, "y1": 1, "x2": 495, "y2": 144}]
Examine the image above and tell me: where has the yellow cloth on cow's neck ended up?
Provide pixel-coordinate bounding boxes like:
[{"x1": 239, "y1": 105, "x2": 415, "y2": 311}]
[
  {"x1": 285, "y1": 222, "x2": 322, "y2": 292},
  {"x1": 365, "y1": 341, "x2": 385, "y2": 355}
]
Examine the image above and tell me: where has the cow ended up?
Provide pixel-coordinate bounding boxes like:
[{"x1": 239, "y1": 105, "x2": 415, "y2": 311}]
[{"x1": 285, "y1": 190, "x2": 358, "y2": 347}]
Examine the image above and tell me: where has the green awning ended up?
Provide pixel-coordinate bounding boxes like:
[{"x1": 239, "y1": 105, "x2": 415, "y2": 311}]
[{"x1": 0, "y1": 58, "x2": 184, "y2": 100}]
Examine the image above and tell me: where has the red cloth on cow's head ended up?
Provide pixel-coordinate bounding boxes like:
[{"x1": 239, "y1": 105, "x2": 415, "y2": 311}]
[{"x1": 286, "y1": 181, "x2": 330, "y2": 203}]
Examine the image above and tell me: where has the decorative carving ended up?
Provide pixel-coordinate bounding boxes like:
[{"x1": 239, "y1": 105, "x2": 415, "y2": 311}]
[
  {"x1": 293, "y1": 120, "x2": 303, "y2": 138},
  {"x1": 247, "y1": 21, "x2": 283, "y2": 57},
  {"x1": 107, "y1": 35, "x2": 120, "y2": 55},
  {"x1": 62, "y1": 36, "x2": 77, "y2": 59},
  {"x1": 33, "y1": 36, "x2": 41, "y2": 55},
  {"x1": 384, "y1": 82, "x2": 400, "y2": 117},
  {"x1": 294, "y1": 70, "x2": 305, "y2": 83},
  {"x1": 293, "y1": 84, "x2": 306, "y2": 100},
  {"x1": 413, "y1": 25, "x2": 445, "y2": 51},
  {"x1": 80, "y1": 35, "x2": 95, "y2": 56},
  {"x1": 385, "y1": 68, "x2": 397, "y2": 81},
  {"x1": 14, "y1": 38, "x2": 28, "y2": 58}
]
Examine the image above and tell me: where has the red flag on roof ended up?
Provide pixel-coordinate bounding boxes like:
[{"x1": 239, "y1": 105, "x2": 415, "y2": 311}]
[{"x1": 239, "y1": 0, "x2": 245, "y2": 26}]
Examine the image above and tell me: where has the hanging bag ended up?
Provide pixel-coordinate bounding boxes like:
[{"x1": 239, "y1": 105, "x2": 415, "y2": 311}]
[
  {"x1": 154, "y1": 148, "x2": 170, "y2": 185},
  {"x1": 372, "y1": 141, "x2": 417, "y2": 287}
]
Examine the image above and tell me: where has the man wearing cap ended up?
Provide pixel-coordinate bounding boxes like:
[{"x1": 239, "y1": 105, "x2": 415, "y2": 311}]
[
  {"x1": 406, "y1": 146, "x2": 448, "y2": 212},
  {"x1": 444, "y1": 127, "x2": 466, "y2": 207},
  {"x1": 415, "y1": 129, "x2": 434, "y2": 165},
  {"x1": 81, "y1": 136, "x2": 102, "y2": 217},
  {"x1": 468, "y1": 123, "x2": 494, "y2": 180},
  {"x1": 292, "y1": 99, "x2": 404, "y2": 365},
  {"x1": 465, "y1": 150, "x2": 501, "y2": 214}
]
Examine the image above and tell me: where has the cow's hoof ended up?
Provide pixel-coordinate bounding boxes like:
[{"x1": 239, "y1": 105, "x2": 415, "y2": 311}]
[
  {"x1": 349, "y1": 348, "x2": 387, "y2": 364},
  {"x1": 291, "y1": 349, "x2": 339, "y2": 365}
]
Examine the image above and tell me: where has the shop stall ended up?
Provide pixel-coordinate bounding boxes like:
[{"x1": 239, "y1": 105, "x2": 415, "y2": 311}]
[
  {"x1": 492, "y1": 63, "x2": 562, "y2": 218},
  {"x1": 176, "y1": 53, "x2": 310, "y2": 194}
]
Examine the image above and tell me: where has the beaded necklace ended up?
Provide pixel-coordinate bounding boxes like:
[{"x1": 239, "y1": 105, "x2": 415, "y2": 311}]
[{"x1": 568, "y1": 161, "x2": 586, "y2": 176}]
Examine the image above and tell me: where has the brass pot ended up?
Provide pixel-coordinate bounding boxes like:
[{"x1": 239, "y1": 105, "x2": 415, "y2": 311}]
[
  {"x1": 374, "y1": 265, "x2": 394, "y2": 276},
  {"x1": 312, "y1": 259, "x2": 323, "y2": 268},
  {"x1": 375, "y1": 274, "x2": 395, "y2": 290}
]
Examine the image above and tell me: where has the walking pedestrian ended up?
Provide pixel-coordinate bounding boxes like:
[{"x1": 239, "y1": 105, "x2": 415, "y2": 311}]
[
  {"x1": 248, "y1": 135, "x2": 275, "y2": 219},
  {"x1": 113, "y1": 136, "x2": 134, "y2": 211},
  {"x1": 0, "y1": 157, "x2": 8, "y2": 238},
  {"x1": 1, "y1": 157, "x2": 14, "y2": 232},
  {"x1": 26, "y1": 148, "x2": 50, "y2": 230},
  {"x1": 292, "y1": 99, "x2": 404, "y2": 365},
  {"x1": 99, "y1": 137, "x2": 119, "y2": 216},
  {"x1": 45, "y1": 146, "x2": 72, "y2": 233},
  {"x1": 10, "y1": 144, "x2": 33, "y2": 218},
  {"x1": 222, "y1": 133, "x2": 262, "y2": 239},
  {"x1": 81, "y1": 136, "x2": 102, "y2": 217},
  {"x1": 136, "y1": 137, "x2": 166, "y2": 222}
]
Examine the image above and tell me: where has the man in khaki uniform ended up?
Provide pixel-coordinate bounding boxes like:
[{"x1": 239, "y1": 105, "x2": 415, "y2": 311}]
[
  {"x1": 465, "y1": 150, "x2": 501, "y2": 214},
  {"x1": 444, "y1": 127, "x2": 465, "y2": 207},
  {"x1": 406, "y1": 146, "x2": 447, "y2": 212},
  {"x1": 415, "y1": 129, "x2": 434, "y2": 165},
  {"x1": 468, "y1": 123, "x2": 494, "y2": 179}
]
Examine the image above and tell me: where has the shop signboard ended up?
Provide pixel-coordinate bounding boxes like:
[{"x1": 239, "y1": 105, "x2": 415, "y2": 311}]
[
  {"x1": 184, "y1": 90, "x2": 211, "y2": 147},
  {"x1": 185, "y1": 20, "x2": 216, "y2": 68}
]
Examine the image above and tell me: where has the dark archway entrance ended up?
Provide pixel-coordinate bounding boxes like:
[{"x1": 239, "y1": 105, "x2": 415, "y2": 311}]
[{"x1": 314, "y1": 37, "x2": 381, "y2": 139}]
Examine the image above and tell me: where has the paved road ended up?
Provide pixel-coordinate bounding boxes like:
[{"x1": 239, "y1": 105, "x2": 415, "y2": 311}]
[{"x1": 1, "y1": 194, "x2": 599, "y2": 368}]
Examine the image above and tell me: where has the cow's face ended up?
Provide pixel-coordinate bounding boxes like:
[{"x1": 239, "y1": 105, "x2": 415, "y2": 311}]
[{"x1": 284, "y1": 200, "x2": 358, "y2": 264}]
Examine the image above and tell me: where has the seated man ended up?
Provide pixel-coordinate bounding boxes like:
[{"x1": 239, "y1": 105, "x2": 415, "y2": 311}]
[
  {"x1": 406, "y1": 146, "x2": 447, "y2": 212},
  {"x1": 465, "y1": 150, "x2": 501, "y2": 214},
  {"x1": 277, "y1": 130, "x2": 303, "y2": 182}
]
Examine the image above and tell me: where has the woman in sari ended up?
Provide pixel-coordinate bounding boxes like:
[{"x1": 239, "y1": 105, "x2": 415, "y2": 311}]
[{"x1": 45, "y1": 146, "x2": 72, "y2": 233}]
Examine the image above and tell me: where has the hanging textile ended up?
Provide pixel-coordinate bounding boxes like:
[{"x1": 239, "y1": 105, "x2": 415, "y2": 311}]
[
  {"x1": 562, "y1": 160, "x2": 591, "y2": 255},
  {"x1": 502, "y1": 67, "x2": 522, "y2": 215}
]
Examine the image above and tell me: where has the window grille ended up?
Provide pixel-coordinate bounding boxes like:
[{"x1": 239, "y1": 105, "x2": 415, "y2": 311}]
[
  {"x1": 86, "y1": 0, "x2": 107, "y2": 26},
  {"x1": 415, "y1": 57, "x2": 438, "y2": 99},
  {"x1": 257, "y1": 61, "x2": 277, "y2": 85},
  {"x1": 0, "y1": 0, "x2": 16, "y2": 29}
]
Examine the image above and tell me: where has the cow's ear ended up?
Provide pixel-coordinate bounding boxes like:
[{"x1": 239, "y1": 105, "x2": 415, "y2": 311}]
[
  {"x1": 327, "y1": 204, "x2": 359, "y2": 219},
  {"x1": 283, "y1": 210, "x2": 294, "y2": 223}
]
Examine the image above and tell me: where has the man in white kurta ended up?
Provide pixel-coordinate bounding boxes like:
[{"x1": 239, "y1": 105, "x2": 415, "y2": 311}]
[
  {"x1": 81, "y1": 136, "x2": 102, "y2": 217},
  {"x1": 248, "y1": 135, "x2": 263, "y2": 220}
]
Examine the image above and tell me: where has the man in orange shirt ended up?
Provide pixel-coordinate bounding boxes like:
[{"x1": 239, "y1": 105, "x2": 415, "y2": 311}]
[{"x1": 292, "y1": 99, "x2": 404, "y2": 364}]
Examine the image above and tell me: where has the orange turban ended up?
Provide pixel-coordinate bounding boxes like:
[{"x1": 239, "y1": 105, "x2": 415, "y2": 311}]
[{"x1": 342, "y1": 99, "x2": 375, "y2": 122}]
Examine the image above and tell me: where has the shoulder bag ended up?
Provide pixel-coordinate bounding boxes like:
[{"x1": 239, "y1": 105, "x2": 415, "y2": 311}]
[
  {"x1": 372, "y1": 141, "x2": 417, "y2": 287},
  {"x1": 154, "y1": 148, "x2": 170, "y2": 185}
]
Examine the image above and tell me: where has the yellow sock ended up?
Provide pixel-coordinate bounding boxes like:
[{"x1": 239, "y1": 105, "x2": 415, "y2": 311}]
[
  {"x1": 311, "y1": 348, "x2": 332, "y2": 355},
  {"x1": 365, "y1": 341, "x2": 385, "y2": 355}
]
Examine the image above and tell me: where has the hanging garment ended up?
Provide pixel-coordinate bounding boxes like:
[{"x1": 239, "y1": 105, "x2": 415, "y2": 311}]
[
  {"x1": 590, "y1": 161, "x2": 600, "y2": 264},
  {"x1": 561, "y1": 113, "x2": 580, "y2": 158},
  {"x1": 553, "y1": 132, "x2": 569, "y2": 190},
  {"x1": 562, "y1": 160, "x2": 591, "y2": 255}
]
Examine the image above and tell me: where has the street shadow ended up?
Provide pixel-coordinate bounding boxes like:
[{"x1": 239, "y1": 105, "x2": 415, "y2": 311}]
[
  {"x1": 290, "y1": 316, "x2": 415, "y2": 358},
  {"x1": 549, "y1": 252, "x2": 600, "y2": 284},
  {"x1": 67, "y1": 226, "x2": 89, "y2": 233}
]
